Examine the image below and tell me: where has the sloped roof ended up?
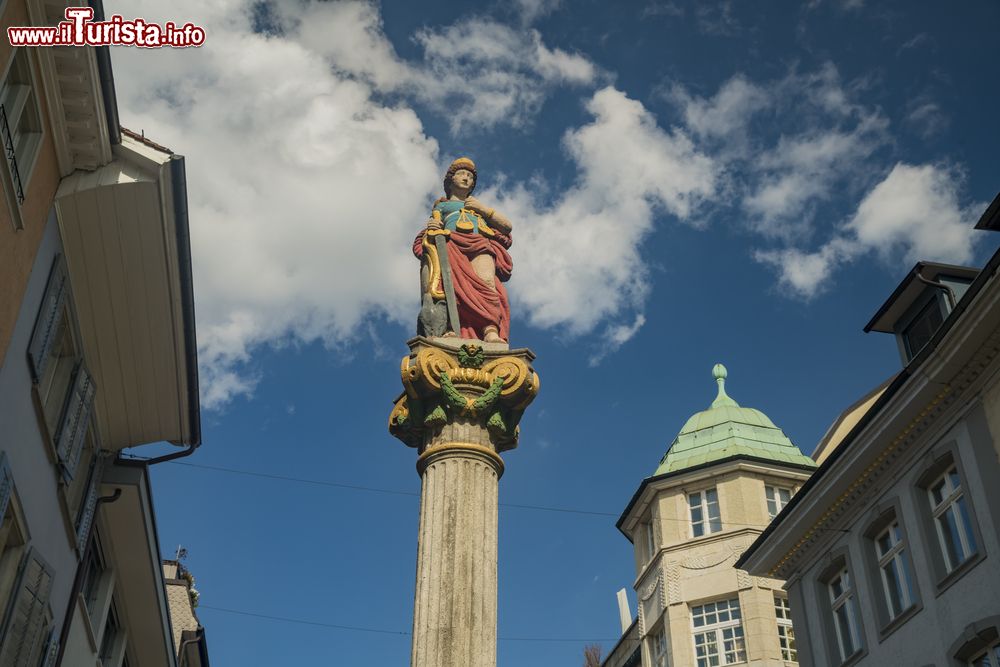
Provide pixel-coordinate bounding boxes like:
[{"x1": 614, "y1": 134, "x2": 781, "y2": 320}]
[{"x1": 653, "y1": 364, "x2": 816, "y2": 474}]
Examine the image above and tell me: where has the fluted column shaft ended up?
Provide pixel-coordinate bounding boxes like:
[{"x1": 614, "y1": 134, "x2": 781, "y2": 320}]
[
  {"x1": 389, "y1": 338, "x2": 538, "y2": 667},
  {"x1": 411, "y1": 444, "x2": 501, "y2": 667}
]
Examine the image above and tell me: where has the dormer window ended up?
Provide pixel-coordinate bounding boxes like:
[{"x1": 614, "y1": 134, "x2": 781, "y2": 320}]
[
  {"x1": 899, "y1": 291, "x2": 946, "y2": 360},
  {"x1": 864, "y1": 263, "x2": 977, "y2": 365}
]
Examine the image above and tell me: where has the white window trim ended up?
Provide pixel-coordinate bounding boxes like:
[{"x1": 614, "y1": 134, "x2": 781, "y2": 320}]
[
  {"x1": 928, "y1": 465, "x2": 976, "y2": 572},
  {"x1": 874, "y1": 521, "x2": 913, "y2": 619},
  {"x1": 691, "y1": 598, "x2": 746, "y2": 667},
  {"x1": 774, "y1": 595, "x2": 797, "y2": 663},
  {"x1": 688, "y1": 488, "x2": 722, "y2": 538},
  {"x1": 968, "y1": 638, "x2": 1000, "y2": 667},
  {"x1": 828, "y1": 568, "x2": 861, "y2": 663},
  {"x1": 649, "y1": 625, "x2": 668, "y2": 667},
  {"x1": 644, "y1": 520, "x2": 656, "y2": 563},
  {"x1": 765, "y1": 485, "x2": 793, "y2": 521}
]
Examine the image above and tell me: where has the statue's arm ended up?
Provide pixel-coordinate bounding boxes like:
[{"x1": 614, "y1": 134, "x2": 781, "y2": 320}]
[{"x1": 465, "y1": 196, "x2": 512, "y2": 234}]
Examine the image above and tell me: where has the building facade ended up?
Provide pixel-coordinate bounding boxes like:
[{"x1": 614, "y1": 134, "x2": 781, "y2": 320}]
[
  {"x1": 738, "y1": 200, "x2": 1000, "y2": 667},
  {"x1": 163, "y1": 560, "x2": 210, "y2": 667},
  {"x1": 605, "y1": 365, "x2": 815, "y2": 667},
  {"x1": 0, "y1": 1, "x2": 204, "y2": 664}
]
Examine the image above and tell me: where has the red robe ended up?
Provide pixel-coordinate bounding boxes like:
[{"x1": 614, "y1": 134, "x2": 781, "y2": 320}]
[{"x1": 413, "y1": 229, "x2": 513, "y2": 341}]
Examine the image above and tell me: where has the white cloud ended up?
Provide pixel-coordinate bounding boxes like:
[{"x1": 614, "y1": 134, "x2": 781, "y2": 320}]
[
  {"x1": 105, "y1": 0, "x2": 614, "y2": 406},
  {"x1": 513, "y1": 0, "x2": 561, "y2": 24},
  {"x1": 668, "y1": 75, "x2": 769, "y2": 142},
  {"x1": 670, "y1": 63, "x2": 889, "y2": 239},
  {"x1": 111, "y1": 0, "x2": 437, "y2": 407},
  {"x1": 758, "y1": 164, "x2": 982, "y2": 298},
  {"x1": 668, "y1": 65, "x2": 982, "y2": 296},
  {"x1": 412, "y1": 19, "x2": 597, "y2": 131},
  {"x1": 905, "y1": 98, "x2": 948, "y2": 138},
  {"x1": 491, "y1": 87, "x2": 717, "y2": 343}
]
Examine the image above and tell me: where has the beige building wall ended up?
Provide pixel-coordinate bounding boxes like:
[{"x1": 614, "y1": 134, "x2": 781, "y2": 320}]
[
  {"x1": 629, "y1": 464, "x2": 808, "y2": 667},
  {"x1": 0, "y1": 0, "x2": 63, "y2": 366},
  {"x1": 163, "y1": 561, "x2": 200, "y2": 655}
]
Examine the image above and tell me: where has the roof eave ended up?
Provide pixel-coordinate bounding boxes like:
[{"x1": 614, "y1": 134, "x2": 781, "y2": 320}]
[{"x1": 739, "y1": 241, "x2": 1000, "y2": 574}]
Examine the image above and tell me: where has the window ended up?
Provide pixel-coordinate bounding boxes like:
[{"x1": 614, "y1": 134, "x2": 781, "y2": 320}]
[
  {"x1": 644, "y1": 520, "x2": 656, "y2": 563},
  {"x1": 928, "y1": 465, "x2": 977, "y2": 572},
  {"x1": 0, "y1": 48, "x2": 42, "y2": 226},
  {"x1": 0, "y1": 454, "x2": 28, "y2": 628},
  {"x1": 873, "y1": 521, "x2": 915, "y2": 620},
  {"x1": 80, "y1": 535, "x2": 110, "y2": 624},
  {"x1": 98, "y1": 600, "x2": 125, "y2": 667},
  {"x1": 765, "y1": 486, "x2": 792, "y2": 520},
  {"x1": 650, "y1": 625, "x2": 667, "y2": 667},
  {"x1": 774, "y1": 596, "x2": 797, "y2": 662},
  {"x1": 28, "y1": 258, "x2": 96, "y2": 483},
  {"x1": 827, "y1": 568, "x2": 861, "y2": 663},
  {"x1": 901, "y1": 295, "x2": 945, "y2": 361},
  {"x1": 0, "y1": 548, "x2": 54, "y2": 667},
  {"x1": 691, "y1": 598, "x2": 746, "y2": 667},
  {"x1": 689, "y1": 488, "x2": 722, "y2": 537},
  {"x1": 969, "y1": 639, "x2": 1000, "y2": 667}
]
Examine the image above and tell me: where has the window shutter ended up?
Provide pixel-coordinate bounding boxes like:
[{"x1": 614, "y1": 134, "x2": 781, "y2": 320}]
[
  {"x1": 26, "y1": 258, "x2": 67, "y2": 384},
  {"x1": 0, "y1": 452, "x2": 11, "y2": 523},
  {"x1": 0, "y1": 550, "x2": 53, "y2": 667},
  {"x1": 74, "y1": 454, "x2": 105, "y2": 551},
  {"x1": 55, "y1": 363, "x2": 95, "y2": 481}
]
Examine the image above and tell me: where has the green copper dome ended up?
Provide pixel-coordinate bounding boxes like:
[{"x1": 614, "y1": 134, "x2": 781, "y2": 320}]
[{"x1": 653, "y1": 364, "x2": 816, "y2": 475}]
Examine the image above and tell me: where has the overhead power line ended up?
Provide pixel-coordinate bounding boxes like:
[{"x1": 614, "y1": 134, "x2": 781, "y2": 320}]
[
  {"x1": 198, "y1": 604, "x2": 618, "y2": 643},
  {"x1": 124, "y1": 455, "x2": 785, "y2": 529}
]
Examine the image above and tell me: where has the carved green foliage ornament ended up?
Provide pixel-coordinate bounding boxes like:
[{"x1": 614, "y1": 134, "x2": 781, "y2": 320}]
[{"x1": 389, "y1": 343, "x2": 539, "y2": 450}]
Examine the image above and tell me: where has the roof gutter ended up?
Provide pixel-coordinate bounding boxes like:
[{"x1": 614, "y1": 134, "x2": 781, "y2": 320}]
[
  {"x1": 88, "y1": 0, "x2": 121, "y2": 145},
  {"x1": 170, "y1": 155, "x2": 201, "y2": 449},
  {"x1": 737, "y1": 242, "x2": 1000, "y2": 571},
  {"x1": 131, "y1": 156, "x2": 200, "y2": 464}
]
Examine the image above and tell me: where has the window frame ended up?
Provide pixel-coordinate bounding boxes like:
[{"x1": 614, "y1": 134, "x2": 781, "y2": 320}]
[
  {"x1": 948, "y1": 616, "x2": 1000, "y2": 667},
  {"x1": 765, "y1": 485, "x2": 793, "y2": 521},
  {"x1": 968, "y1": 640, "x2": 1000, "y2": 667},
  {"x1": 0, "y1": 46, "x2": 44, "y2": 229},
  {"x1": 828, "y1": 567, "x2": 862, "y2": 664},
  {"x1": 816, "y1": 552, "x2": 867, "y2": 667},
  {"x1": 643, "y1": 519, "x2": 656, "y2": 564},
  {"x1": 690, "y1": 597, "x2": 747, "y2": 667},
  {"x1": 927, "y1": 465, "x2": 977, "y2": 572},
  {"x1": 774, "y1": 594, "x2": 797, "y2": 663},
  {"x1": 688, "y1": 487, "x2": 722, "y2": 538},
  {"x1": 873, "y1": 521, "x2": 914, "y2": 619},
  {"x1": 898, "y1": 290, "x2": 947, "y2": 361},
  {"x1": 648, "y1": 623, "x2": 668, "y2": 667},
  {"x1": 913, "y1": 448, "x2": 985, "y2": 592}
]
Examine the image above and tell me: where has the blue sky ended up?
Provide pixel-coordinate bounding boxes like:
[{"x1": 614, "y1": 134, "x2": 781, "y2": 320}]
[{"x1": 110, "y1": 0, "x2": 1000, "y2": 663}]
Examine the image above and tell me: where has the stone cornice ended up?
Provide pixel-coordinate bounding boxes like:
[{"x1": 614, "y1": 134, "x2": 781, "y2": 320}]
[
  {"x1": 28, "y1": 0, "x2": 113, "y2": 175},
  {"x1": 618, "y1": 458, "x2": 813, "y2": 540}
]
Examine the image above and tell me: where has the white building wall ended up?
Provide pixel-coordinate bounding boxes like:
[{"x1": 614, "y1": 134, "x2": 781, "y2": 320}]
[{"x1": 787, "y1": 399, "x2": 1000, "y2": 667}]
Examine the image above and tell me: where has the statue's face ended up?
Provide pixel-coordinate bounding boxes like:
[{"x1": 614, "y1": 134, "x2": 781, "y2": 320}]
[{"x1": 451, "y1": 168, "x2": 475, "y2": 193}]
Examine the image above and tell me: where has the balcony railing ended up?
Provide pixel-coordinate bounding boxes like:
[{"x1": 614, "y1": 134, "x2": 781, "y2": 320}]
[{"x1": 0, "y1": 103, "x2": 26, "y2": 206}]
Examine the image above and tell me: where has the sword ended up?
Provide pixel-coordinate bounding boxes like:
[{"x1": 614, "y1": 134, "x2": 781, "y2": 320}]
[{"x1": 429, "y1": 210, "x2": 461, "y2": 336}]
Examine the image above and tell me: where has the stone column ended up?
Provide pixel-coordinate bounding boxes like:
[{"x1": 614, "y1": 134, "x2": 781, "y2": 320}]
[{"x1": 389, "y1": 337, "x2": 539, "y2": 667}]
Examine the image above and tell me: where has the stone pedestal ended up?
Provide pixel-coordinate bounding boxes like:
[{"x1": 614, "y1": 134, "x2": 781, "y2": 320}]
[{"x1": 389, "y1": 337, "x2": 539, "y2": 667}]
